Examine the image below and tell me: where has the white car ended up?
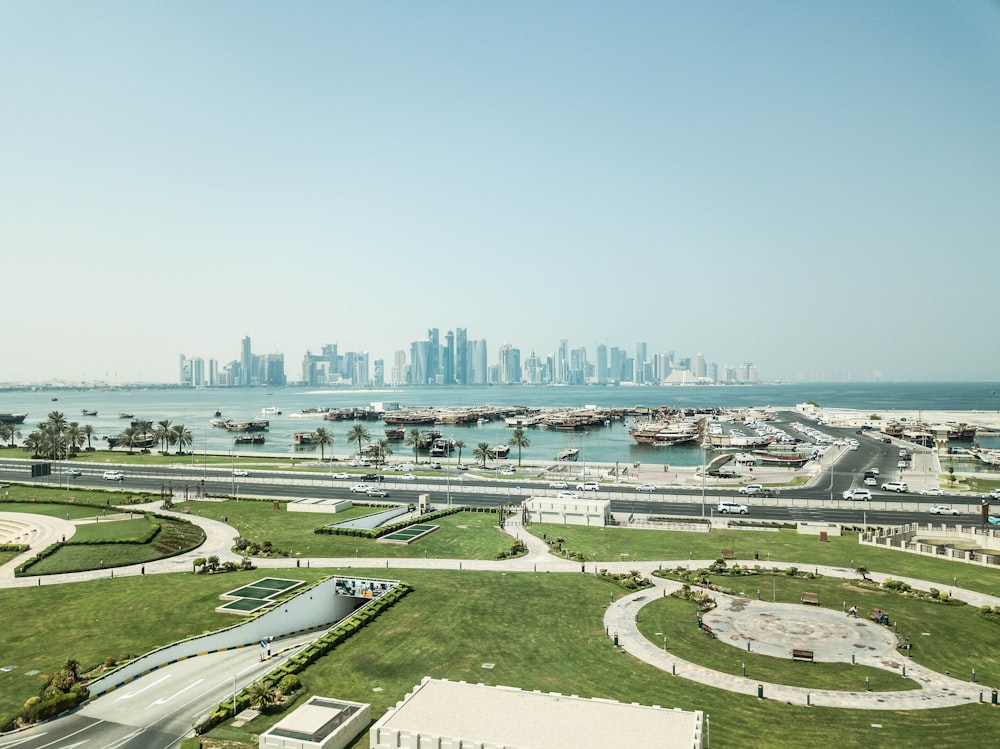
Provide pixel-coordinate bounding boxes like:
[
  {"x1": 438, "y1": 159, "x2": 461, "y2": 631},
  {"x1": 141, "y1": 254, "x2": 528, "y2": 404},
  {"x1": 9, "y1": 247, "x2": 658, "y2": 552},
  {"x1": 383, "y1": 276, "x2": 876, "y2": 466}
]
[
  {"x1": 867, "y1": 467, "x2": 879, "y2": 475},
  {"x1": 233, "y1": 469, "x2": 250, "y2": 477},
  {"x1": 331, "y1": 472, "x2": 350, "y2": 479},
  {"x1": 64, "y1": 468, "x2": 82, "y2": 477},
  {"x1": 881, "y1": 481, "x2": 908, "y2": 493},
  {"x1": 399, "y1": 473, "x2": 417, "y2": 481},
  {"x1": 843, "y1": 488, "x2": 872, "y2": 501},
  {"x1": 549, "y1": 481, "x2": 569, "y2": 490},
  {"x1": 920, "y1": 487, "x2": 944, "y2": 496},
  {"x1": 500, "y1": 467, "x2": 516, "y2": 475},
  {"x1": 349, "y1": 483, "x2": 370, "y2": 493},
  {"x1": 576, "y1": 482, "x2": 599, "y2": 492},
  {"x1": 738, "y1": 484, "x2": 767, "y2": 495},
  {"x1": 456, "y1": 464, "x2": 469, "y2": 471},
  {"x1": 863, "y1": 477, "x2": 877, "y2": 486},
  {"x1": 557, "y1": 491, "x2": 581, "y2": 499},
  {"x1": 929, "y1": 505, "x2": 959, "y2": 516},
  {"x1": 636, "y1": 484, "x2": 657, "y2": 492},
  {"x1": 102, "y1": 470, "x2": 124, "y2": 481},
  {"x1": 716, "y1": 501, "x2": 749, "y2": 515}
]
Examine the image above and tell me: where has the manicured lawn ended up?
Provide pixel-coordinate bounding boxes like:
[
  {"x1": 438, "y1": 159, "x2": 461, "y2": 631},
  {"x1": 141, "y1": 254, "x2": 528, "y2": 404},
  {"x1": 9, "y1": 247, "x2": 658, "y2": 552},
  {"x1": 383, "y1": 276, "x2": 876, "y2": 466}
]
[
  {"x1": 184, "y1": 500, "x2": 516, "y2": 560},
  {"x1": 204, "y1": 568, "x2": 1000, "y2": 749},
  {"x1": 21, "y1": 517, "x2": 205, "y2": 575},
  {"x1": 532, "y1": 522, "x2": 1000, "y2": 598},
  {"x1": 70, "y1": 517, "x2": 153, "y2": 543}
]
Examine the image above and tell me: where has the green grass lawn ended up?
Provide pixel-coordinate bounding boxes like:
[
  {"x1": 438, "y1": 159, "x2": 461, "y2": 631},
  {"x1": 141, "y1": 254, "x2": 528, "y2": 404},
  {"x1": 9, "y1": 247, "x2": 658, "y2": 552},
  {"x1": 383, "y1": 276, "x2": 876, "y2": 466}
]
[
  {"x1": 533, "y1": 522, "x2": 1000, "y2": 598},
  {"x1": 21, "y1": 517, "x2": 205, "y2": 575},
  {"x1": 184, "y1": 500, "x2": 516, "y2": 559},
  {"x1": 640, "y1": 567, "x2": 1000, "y2": 688},
  {"x1": 70, "y1": 517, "x2": 154, "y2": 543},
  {"x1": 203, "y1": 568, "x2": 1000, "y2": 749}
]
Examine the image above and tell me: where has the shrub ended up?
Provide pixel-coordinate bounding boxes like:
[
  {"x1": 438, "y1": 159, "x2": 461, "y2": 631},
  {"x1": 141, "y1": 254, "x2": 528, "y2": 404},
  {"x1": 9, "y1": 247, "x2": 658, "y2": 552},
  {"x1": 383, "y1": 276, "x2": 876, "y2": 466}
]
[{"x1": 278, "y1": 674, "x2": 301, "y2": 695}]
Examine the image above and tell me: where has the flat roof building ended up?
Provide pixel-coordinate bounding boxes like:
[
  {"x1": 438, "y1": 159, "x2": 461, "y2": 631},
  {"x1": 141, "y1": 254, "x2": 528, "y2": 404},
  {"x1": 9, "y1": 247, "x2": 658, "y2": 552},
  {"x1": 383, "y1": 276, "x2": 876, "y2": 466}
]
[
  {"x1": 522, "y1": 496, "x2": 611, "y2": 526},
  {"x1": 259, "y1": 695, "x2": 371, "y2": 749},
  {"x1": 370, "y1": 677, "x2": 703, "y2": 749}
]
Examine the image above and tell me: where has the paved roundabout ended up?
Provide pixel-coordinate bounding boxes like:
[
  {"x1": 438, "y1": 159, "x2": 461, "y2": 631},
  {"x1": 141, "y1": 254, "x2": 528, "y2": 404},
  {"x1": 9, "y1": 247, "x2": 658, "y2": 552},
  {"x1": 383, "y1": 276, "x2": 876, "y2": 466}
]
[{"x1": 702, "y1": 595, "x2": 901, "y2": 664}]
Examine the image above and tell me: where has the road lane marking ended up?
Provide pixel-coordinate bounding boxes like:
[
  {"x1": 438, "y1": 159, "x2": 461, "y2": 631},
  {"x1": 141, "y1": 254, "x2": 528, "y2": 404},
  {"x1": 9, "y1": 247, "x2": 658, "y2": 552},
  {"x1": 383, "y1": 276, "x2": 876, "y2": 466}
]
[
  {"x1": 114, "y1": 674, "x2": 171, "y2": 701},
  {"x1": 150, "y1": 678, "x2": 204, "y2": 706}
]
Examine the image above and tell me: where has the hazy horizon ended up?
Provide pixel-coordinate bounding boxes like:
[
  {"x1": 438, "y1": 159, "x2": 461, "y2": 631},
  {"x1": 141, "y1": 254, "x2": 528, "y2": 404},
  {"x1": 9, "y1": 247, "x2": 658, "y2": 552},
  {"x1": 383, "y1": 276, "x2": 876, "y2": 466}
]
[{"x1": 3, "y1": 2, "x2": 998, "y2": 383}]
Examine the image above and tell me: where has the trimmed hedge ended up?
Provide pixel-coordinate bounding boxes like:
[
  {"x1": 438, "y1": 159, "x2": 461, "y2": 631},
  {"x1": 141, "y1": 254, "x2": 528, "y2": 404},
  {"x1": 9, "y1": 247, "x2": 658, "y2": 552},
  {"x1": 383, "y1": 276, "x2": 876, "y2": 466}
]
[{"x1": 193, "y1": 581, "x2": 412, "y2": 735}]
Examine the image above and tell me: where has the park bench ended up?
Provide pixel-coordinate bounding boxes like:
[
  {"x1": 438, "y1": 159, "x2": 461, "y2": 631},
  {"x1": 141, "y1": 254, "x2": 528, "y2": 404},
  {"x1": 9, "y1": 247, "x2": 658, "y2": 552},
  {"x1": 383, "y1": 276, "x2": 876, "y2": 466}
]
[
  {"x1": 800, "y1": 592, "x2": 819, "y2": 605},
  {"x1": 721, "y1": 549, "x2": 735, "y2": 560},
  {"x1": 701, "y1": 623, "x2": 717, "y2": 639},
  {"x1": 791, "y1": 648, "x2": 814, "y2": 662}
]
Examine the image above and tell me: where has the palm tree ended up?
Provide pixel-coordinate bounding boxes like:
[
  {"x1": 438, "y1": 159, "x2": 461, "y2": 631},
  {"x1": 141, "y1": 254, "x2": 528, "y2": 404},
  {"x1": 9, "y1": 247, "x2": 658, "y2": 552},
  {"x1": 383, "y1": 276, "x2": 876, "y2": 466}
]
[
  {"x1": 507, "y1": 427, "x2": 531, "y2": 467},
  {"x1": 81, "y1": 423, "x2": 95, "y2": 451},
  {"x1": 453, "y1": 439, "x2": 465, "y2": 466},
  {"x1": 247, "y1": 679, "x2": 277, "y2": 710},
  {"x1": 119, "y1": 424, "x2": 140, "y2": 454},
  {"x1": 0, "y1": 422, "x2": 19, "y2": 447},
  {"x1": 22, "y1": 431, "x2": 42, "y2": 457},
  {"x1": 370, "y1": 438, "x2": 392, "y2": 468},
  {"x1": 65, "y1": 422, "x2": 84, "y2": 455},
  {"x1": 313, "y1": 427, "x2": 334, "y2": 462},
  {"x1": 171, "y1": 424, "x2": 193, "y2": 454},
  {"x1": 404, "y1": 427, "x2": 422, "y2": 464},
  {"x1": 473, "y1": 441, "x2": 495, "y2": 468},
  {"x1": 155, "y1": 419, "x2": 173, "y2": 453},
  {"x1": 136, "y1": 420, "x2": 154, "y2": 450},
  {"x1": 346, "y1": 423, "x2": 371, "y2": 460}
]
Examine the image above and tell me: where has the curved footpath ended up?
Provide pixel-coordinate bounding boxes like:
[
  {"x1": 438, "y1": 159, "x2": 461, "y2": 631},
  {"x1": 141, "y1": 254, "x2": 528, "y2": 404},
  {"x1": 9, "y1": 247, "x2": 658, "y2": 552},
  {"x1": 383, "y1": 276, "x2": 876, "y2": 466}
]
[{"x1": 1, "y1": 510, "x2": 998, "y2": 710}]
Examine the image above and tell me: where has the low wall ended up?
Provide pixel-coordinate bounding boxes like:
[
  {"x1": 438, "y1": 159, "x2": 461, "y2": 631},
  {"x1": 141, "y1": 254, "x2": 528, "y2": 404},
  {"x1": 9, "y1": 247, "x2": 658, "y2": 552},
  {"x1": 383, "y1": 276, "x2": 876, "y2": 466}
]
[{"x1": 859, "y1": 523, "x2": 1000, "y2": 568}]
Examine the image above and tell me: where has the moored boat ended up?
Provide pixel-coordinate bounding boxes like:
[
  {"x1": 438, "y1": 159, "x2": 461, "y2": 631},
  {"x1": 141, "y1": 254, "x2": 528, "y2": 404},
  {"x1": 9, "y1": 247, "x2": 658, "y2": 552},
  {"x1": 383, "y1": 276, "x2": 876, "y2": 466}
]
[
  {"x1": 81, "y1": 409, "x2": 98, "y2": 416},
  {"x1": 557, "y1": 448, "x2": 579, "y2": 461},
  {"x1": 0, "y1": 413, "x2": 28, "y2": 424},
  {"x1": 493, "y1": 444, "x2": 511, "y2": 459}
]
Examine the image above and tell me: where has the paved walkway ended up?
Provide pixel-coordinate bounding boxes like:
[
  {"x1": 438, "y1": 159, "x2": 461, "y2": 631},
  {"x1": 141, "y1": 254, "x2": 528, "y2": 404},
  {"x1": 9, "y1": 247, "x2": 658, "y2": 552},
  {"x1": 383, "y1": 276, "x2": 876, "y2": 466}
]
[{"x1": 1, "y1": 508, "x2": 997, "y2": 710}]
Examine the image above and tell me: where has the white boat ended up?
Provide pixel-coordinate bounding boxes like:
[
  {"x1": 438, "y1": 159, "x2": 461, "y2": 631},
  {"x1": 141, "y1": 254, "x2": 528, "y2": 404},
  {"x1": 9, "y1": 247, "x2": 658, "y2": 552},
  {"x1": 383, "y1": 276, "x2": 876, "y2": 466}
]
[{"x1": 261, "y1": 406, "x2": 282, "y2": 416}]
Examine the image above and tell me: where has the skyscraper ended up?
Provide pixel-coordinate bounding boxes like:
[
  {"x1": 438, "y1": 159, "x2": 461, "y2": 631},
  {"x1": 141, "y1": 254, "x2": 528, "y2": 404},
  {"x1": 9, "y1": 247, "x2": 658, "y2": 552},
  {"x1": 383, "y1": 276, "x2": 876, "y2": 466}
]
[
  {"x1": 455, "y1": 328, "x2": 468, "y2": 385},
  {"x1": 443, "y1": 330, "x2": 455, "y2": 385}
]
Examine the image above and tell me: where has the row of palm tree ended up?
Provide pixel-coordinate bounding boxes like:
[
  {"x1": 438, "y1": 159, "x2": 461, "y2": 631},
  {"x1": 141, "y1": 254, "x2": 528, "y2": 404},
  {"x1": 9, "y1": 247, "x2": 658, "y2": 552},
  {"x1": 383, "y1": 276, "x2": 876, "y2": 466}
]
[{"x1": 19, "y1": 411, "x2": 97, "y2": 460}]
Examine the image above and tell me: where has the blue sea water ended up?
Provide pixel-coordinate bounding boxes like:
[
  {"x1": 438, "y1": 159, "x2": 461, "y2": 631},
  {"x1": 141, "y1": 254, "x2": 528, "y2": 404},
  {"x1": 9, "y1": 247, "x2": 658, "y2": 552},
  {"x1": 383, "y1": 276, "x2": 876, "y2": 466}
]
[{"x1": 3, "y1": 382, "x2": 999, "y2": 467}]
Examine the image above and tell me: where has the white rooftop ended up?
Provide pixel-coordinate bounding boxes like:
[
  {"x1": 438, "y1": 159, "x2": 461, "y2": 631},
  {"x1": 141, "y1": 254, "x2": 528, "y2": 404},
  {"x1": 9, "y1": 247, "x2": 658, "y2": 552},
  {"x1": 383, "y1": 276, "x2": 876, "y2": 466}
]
[{"x1": 371, "y1": 678, "x2": 702, "y2": 749}]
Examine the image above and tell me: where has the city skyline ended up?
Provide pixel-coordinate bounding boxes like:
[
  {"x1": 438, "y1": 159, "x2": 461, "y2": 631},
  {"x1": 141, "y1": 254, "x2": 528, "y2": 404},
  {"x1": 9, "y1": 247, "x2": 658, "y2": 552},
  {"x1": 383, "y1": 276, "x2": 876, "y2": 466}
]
[
  {"x1": 178, "y1": 331, "x2": 760, "y2": 388},
  {"x1": 3, "y1": 3, "x2": 999, "y2": 384}
]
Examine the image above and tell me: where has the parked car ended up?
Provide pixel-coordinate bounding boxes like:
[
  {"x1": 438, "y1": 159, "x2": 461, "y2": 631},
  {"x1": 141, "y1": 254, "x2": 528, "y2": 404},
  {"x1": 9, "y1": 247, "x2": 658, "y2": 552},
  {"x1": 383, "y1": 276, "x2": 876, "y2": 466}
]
[
  {"x1": 929, "y1": 505, "x2": 959, "y2": 516},
  {"x1": 576, "y1": 482, "x2": 599, "y2": 492},
  {"x1": 233, "y1": 469, "x2": 250, "y2": 477},
  {"x1": 636, "y1": 484, "x2": 657, "y2": 492},
  {"x1": 456, "y1": 464, "x2": 469, "y2": 471},
  {"x1": 842, "y1": 488, "x2": 872, "y2": 501},
  {"x1": 365, "y1": 487, "x2": 388, "y2": 497},
  {"x1": 549, "y1": 481, "x2": 569, "y2": 490},
  {"x1": 920, "y1": 487, "x2": 944, "y2": 496},
  {"x1": 716, "y1": 501, "x2": 749, "y2": 515},
  {"x1": 64, "y1": 468, "x2": 82, "y2": 477},
  {"x1": 881, "y1": 481, "x2": 908, "y2": 493},
  {"x1": 349, "y1": 483, "x2": 370, "y2": 493},
  {"x1": 102, "y1": 470, "x2": 124, "y2": 481}
]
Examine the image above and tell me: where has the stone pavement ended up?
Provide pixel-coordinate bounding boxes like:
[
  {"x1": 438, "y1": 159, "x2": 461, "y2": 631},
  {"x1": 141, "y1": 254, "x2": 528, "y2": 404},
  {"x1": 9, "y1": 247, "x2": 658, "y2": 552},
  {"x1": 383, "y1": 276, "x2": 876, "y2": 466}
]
[{"x1": 1, "y1": 508, "x2": 998, "y2": 710}]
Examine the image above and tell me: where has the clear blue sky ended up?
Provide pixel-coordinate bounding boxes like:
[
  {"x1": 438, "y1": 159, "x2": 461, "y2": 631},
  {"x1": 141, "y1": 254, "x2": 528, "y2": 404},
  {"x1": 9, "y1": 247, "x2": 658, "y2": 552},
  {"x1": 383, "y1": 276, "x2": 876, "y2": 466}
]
[{"x1": 2, "y1": 1, "x2": 998, "y2": 384}]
